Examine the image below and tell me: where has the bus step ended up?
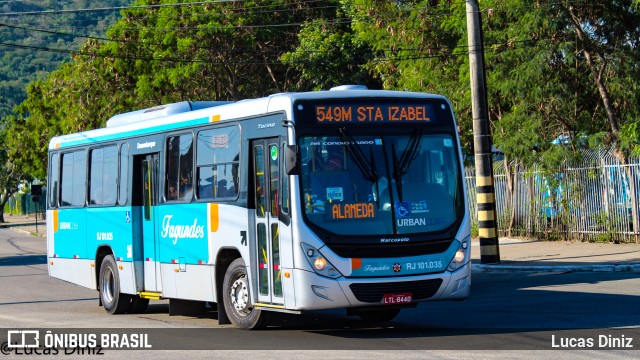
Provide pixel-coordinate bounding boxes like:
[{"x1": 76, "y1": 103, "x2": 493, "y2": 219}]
[
  {"x1": 139, "y1": 292, "x2": 162, "y2": 300},
  {"x1": 254, "y1": 304, "x2": 301, "y2": 315}
]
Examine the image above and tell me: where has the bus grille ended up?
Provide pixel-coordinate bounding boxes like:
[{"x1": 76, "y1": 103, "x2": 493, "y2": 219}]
[{"x1": 349, "y1": 279, "x2": 443, "y2": 303}]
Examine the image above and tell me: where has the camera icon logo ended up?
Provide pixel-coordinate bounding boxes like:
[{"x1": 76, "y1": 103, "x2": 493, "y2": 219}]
[{"x1": 7, "y1": 330, "x2": 40, "y2": 348}]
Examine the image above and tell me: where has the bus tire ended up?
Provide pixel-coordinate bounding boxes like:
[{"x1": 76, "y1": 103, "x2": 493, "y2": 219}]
[
  {"x1": 99, "y1": 255, "x2": 132, "y2": 314},
  {"x1": 222, "y1": 258, "x2": 269, "y2": 329},
  {"x1": 356, "y1": 308, "x2": 401, "y2": 323}
]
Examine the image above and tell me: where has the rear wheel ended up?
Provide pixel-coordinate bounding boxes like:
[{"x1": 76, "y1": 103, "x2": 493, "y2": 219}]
[
  {"x1": 222, "y1": 258, "x2": 269, "y2": 329},
  {"x1": 356, "y1": 308, "x2": 401, "y2": 323},
  {"x1": 99, "y1": 255, "x2": 132, "y2": 314}
]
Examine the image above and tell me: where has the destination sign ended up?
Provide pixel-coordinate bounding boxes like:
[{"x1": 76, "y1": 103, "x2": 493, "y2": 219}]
[
  {"x1": 329, "y1": 202, "x2": 375, "y2": 220},
  {"x1": 315, "y1": 104, "x2": 433, "y2": 124}
]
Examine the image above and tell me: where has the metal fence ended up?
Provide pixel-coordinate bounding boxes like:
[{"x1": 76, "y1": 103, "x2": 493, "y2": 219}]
[
  {"x1": 465, "y1": 149, "x2": 640, "y2": 243},
  {"x1": 4, "y1": 191, "x2": 47, "y2": 216}
]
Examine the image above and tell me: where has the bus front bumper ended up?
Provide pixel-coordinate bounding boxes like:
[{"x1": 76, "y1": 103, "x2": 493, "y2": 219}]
[{"x1": 289, "y1": 261, "x2": 471, "y2": 311}]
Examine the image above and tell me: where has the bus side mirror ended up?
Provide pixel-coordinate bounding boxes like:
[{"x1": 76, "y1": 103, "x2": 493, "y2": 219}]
[{"x1": 285, "y1": 145, "x2": 299, "y2": 175}]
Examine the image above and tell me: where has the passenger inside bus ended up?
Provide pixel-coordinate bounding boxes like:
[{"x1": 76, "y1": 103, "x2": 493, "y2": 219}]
[
  {"x1": 168, "y1": 184, "x2": 178, "y2": 200},
  {"x1": 180, "y1": 175, "x2": 192, "y2": 200}
]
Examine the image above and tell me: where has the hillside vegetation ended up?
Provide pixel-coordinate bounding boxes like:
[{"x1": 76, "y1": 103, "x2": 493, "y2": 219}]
[{"x1": 0, "y1": 0, "x2": 129, "y2": 118}]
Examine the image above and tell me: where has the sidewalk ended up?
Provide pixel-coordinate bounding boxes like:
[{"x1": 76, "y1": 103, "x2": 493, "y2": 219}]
[
  {"x1": 2, "y1": 214, "x2": 639, "y2": 272},
  {"x1": 471, "y1": 238, "x2": 640, "y2": 272},
  {"x1": 0, "y1": 213, "x2": 46, "y2": 236}
]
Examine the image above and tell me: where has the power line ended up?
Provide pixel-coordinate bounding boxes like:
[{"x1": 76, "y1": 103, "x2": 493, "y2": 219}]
[
  {"x1": 0, "y1": 0, "x2": 604, "y2": 60},
  {"x1": 0, "y1": 0, "x2": 597, "y2": 20},
  {"x1": 3, "y1": 0, "x2": 600, "y2": 37},
  {"x1": 0, "y1": 33, "x2": 566, "y2": 66},
  {"x1": 0, "y1": 0, "x2": 242, "y2": 17},
  {"x1": 0, "y1": 22, "x2": 112, "y2": 42},
  {"x1": 0, "y1": 0, "x2": 335, "y2": 25},
  {"x1": 0, "y1": 1, "x2": 346, "y2": 40},
  {"x1": 0, "y1": 0, "x2": 457, "y2": 18}
]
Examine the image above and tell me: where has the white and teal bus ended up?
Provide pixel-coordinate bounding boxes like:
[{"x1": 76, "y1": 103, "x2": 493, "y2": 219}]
[{"x1": 47, "y1": 86, "x2": 471, "y2": 329}]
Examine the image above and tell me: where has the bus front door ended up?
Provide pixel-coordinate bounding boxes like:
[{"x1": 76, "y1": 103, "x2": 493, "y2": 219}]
[
  {"x1": 140, "y1": 154, "x2": 160, "y2": 292},
  {"x1": 251, "y1": 138, "x2": 284, "y2": 306}
]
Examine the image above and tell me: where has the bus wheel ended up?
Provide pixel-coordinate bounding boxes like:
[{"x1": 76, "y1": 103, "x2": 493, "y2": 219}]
[
  {"x1": 222, "y1": 258, "x2": 269, "y2": 329},
  {"x1": 99, "y1": 255, "x2": 132, "y2": 314},
  {"x1": 356, "y1": 308, "x2": 401, "y2": 323}
]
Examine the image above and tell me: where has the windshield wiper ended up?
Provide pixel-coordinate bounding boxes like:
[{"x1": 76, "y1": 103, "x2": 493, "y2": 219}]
[
  {"x1": 338, "y1": 127, "x2": 379, "y2": 182},
  {"x1": 393, "y1": 128, "x2": 423, "y2": 180},
  {"x1": 391, "y1": 129, "x2": 423, "y2": 201}
]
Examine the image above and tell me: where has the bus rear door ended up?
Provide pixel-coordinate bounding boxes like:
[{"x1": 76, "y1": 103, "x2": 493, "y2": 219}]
[{"x1": 139, "y1": 153, "x2": 160, "y2": 292}]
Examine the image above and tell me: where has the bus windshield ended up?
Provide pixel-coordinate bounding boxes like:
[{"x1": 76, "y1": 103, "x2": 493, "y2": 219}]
[{"x1": 300, "y1": 133, "x2": 462, "y2": 236}]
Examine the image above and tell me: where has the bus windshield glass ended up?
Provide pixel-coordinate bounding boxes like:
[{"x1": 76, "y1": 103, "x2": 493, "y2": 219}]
[{"x1": 300, "y1": 133, "x2": 462, "y2": 236}]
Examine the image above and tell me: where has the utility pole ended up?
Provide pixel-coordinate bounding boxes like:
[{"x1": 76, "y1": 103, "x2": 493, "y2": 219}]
[{"x1": 466, "y1": 0, "x2": 500, "y2": 263}]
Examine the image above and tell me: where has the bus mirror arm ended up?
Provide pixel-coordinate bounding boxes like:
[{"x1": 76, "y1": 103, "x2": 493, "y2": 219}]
[{"x1": 285, "y1": 145, "x2": 300, "y2": 175}]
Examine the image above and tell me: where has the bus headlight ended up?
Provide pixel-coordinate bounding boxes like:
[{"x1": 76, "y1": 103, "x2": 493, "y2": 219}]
[
  {"x1": 313, "y1": 257, "x2": 327, "y2": 271},
  {"x1": 301, "y1": 243, "x2": 342, "y2": 279},
  {"x1": 454, "y1": 250, "x2": 465, "y2": 262},
  {"x1": 448, "y1": 237, "x2": 470, "y2": 272}
]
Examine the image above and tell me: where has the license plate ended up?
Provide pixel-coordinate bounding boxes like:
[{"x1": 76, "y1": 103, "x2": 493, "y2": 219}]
[{"x1": 383, "y1": 292, "x2": 412, "y2": 305}]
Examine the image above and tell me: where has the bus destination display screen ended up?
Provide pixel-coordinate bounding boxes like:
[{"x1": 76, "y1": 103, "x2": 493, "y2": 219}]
[{"x1": 314, "y1": 104, "x2": 434, "y2": 124}]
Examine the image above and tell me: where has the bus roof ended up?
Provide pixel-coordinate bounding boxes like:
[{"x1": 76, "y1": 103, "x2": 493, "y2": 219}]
[{"x1": 49, "y1": 88, "x2": 447, "y2": 150}]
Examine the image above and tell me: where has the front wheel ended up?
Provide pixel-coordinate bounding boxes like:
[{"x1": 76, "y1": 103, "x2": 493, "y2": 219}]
[
  {"x1": 222, "y1": 258, "x2": 269, "y2": 329},
  {"x1": 99, "y1": 255, "x2": 132, "y2": 314}
]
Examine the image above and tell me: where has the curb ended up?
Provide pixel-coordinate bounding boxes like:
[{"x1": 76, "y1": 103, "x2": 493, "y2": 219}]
[
  {"x1": 472, "y1": 264, "x2": 640, "y2": 273},
  {"x1": 0, "y1": 222, "x2": 41, "y2": 229},
  {"x1": 6, "y1": 227, "x2": 46, "y2": 237}
]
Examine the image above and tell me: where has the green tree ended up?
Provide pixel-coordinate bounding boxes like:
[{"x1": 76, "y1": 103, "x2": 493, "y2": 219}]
[
  {"x1": 562, "y1": 1, "x2": 640, "y2": 161},
  {"x1": 6, "y1": 0, "x2": 335, "y2": 179},
  {"x1": 281, "y1": 3, "x2": 379, "y2": 91},
  {"x1": 0, "y1": 126, "x2": 26, "y2": 223}
]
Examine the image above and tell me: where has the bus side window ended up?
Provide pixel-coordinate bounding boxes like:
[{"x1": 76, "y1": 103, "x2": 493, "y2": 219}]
[
  {"x1": 49, "y1": 153, "x2": 60, "y2": 208},
  {"x1": 60, "y1": 150, "x2": 87, "y2": 207},
  {"x1": 89, "y1": 146, "x2": 118, "y2": 206},
  {"x1": 196, "y1": 127, "x2": 240, "y2": 201},
  {"x1": 118, "y1": 143, "x2": 129, "y2": 206},
  {"x1": 166, "y1": 133, "x2": 193, "y2": 202}
]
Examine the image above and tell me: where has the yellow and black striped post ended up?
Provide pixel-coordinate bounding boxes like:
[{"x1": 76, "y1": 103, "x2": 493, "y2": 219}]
[
  {"x1": 476, "y1": 175, "x2": 500, "y2": 263},
  {"x1": 467, "y1": 0, "x2": 500, "y2": 263}
]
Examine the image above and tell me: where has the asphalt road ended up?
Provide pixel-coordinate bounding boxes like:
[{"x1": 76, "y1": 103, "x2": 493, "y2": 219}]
[{"x1": 1, "y1": 228, "x2": 639, "y2": 359}]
